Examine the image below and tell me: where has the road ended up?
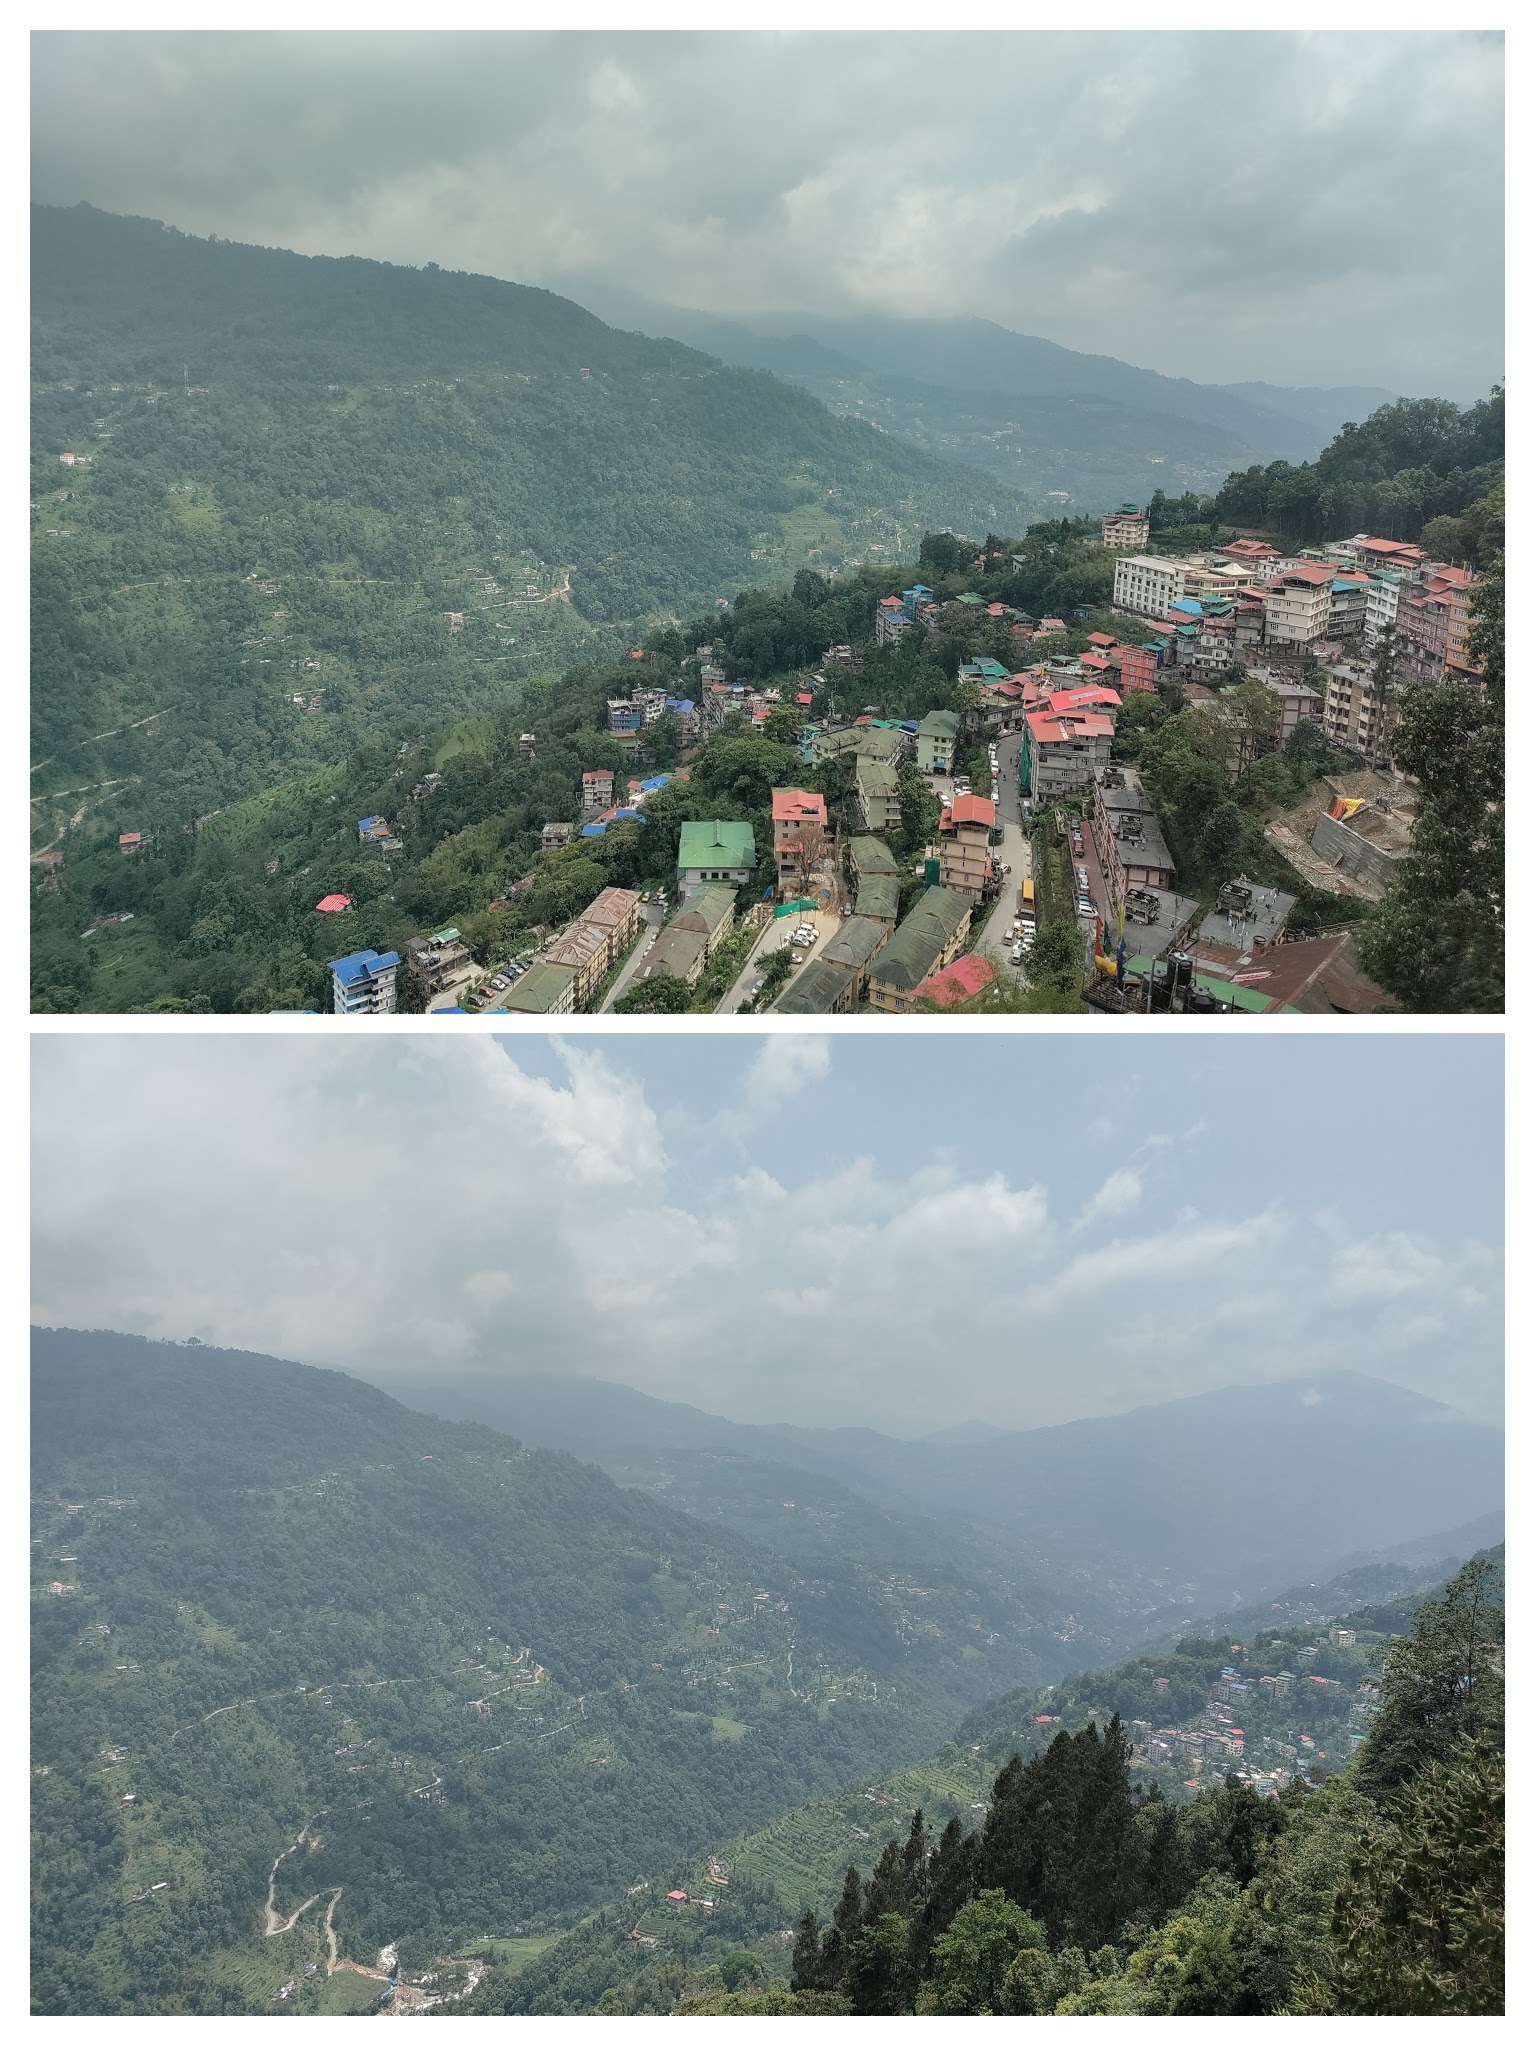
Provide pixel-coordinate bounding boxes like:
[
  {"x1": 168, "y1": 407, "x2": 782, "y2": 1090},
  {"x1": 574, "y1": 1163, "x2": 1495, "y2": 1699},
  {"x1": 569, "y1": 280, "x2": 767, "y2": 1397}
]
[
  {"x1": 597, "y1": 900, "x2": 668, "y2": 1011},
  {"x1": 717, "y1": 902, "x2": 840, "y2": 1014},
  {"x1": 975, "y1": 731, "x2": 1033, "y2": 982}
]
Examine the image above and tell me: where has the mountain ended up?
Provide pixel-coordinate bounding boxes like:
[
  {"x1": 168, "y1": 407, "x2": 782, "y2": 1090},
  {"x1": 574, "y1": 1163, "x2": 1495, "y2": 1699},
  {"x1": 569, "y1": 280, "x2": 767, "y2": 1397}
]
[
  {"x1": 575, "y1": 285, "x2": 1396, "y2": 506},
  {"x1": 30, "y1": 205, "x2": 1026, "y2": 837},
  {"x1": 404, "y1": 1370, "x2": 1503, "y2": 1613},
  {"x1": 31, "y1": 1327, "x2": 1079, "y2": 2015}
]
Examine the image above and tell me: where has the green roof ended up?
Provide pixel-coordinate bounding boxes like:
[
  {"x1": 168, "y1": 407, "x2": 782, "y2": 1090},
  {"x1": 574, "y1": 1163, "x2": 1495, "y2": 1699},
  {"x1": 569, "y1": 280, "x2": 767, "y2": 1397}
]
[
  {"x1": 430, "y1": 926, "x2": 462, "y2": 945},
  {"x1": 501, "y1": 961, "x2": 576, "y2": 1013},
  {"x1": 848, "y1": 836, "x2": 898, "y2": 876},
  {"x1": 868, "y1": 886, "x2": 972, "y2": 992},
  {"x1": 855, "y1": 874, "x2": 901, "y2": 923},
  {"x1": 856, "y1": 756, "x2": 900, "y2": 793},
  {"x1": 1121, "y1": 956, "x2": 1292, "y2": 1014},
  {"x1": 677, "y1": 820, "x2": 756, "y2": 870},
  {"x1": 672, "y1": 884, "x2": 737, "y2": 940},
  {"x1": 917, "y1": 709, "x2": 960, "y2": 738},
  {"x1": 771, "y1": 958, "x2": 855, "y2": 1014},
  {"x1": 954, "y1": 591, "x2": 984, "y2": 606},
  {"x1": 820, "y1": 915, "x2": 889, "y2": 973}
]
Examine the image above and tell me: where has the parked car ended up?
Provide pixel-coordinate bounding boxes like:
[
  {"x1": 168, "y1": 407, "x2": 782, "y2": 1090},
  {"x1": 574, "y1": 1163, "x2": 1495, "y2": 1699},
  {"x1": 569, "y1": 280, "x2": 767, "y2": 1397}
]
[
  {"x1": 1011, "y1": 944, "x2": 1025, "y2": 966},
  {"x1": 491, "y1": 974, "x2": 510, "y2": 991}
]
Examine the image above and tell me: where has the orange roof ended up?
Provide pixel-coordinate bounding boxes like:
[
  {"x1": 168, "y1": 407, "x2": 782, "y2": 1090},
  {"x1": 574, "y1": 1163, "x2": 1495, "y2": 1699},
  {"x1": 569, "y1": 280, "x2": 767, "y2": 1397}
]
[
  {"x1": 772, "y1": 789, "x2": 827, "y2": 824},
  {"x1": 1087, "y1": 631, "x2": 1116, "y2": 647},
  {"x1": 315, "y1": 893, "x2": 353, "y2": 913},
  {"x1": 1026, "y1": 709, "x2": 1114, "y2": 743},
  {"x1": 947, "y1": 793, "x2": 995, "y2": 828},
  {"x1": 914, "y1": 954, "x2": 996, "y2": 1008},
  {"x1": 1273, "y1": 564, "x2": 1334, "y2": 587}
]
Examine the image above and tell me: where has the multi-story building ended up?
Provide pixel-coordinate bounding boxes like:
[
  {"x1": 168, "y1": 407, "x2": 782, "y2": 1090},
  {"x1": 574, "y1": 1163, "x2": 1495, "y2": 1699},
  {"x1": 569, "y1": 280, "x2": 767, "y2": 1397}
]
[
  {"x1": 916, "y1": 709, "x2": 960, "y2": 775},
  {"x1": 1217, "y1": 538, "x2": 1284, "y2": 576},
  {"x1": 1026, "y1": 708, "x2": 1116, "y2": 799},
  {"x1": 874, "y1": 596, "x2": 910, "y2": 647},
  {"x1": 1261, "y1": 565, "x2": 1335, "y2": 647},
  {"x1": 1335, "y1": 535, "x2": 1427, "y2": 580},
  {"x1": 1363, "y1": 573, "x2": 1403, "y2": 649},
  {"x1": 1322, "y1": 659, "x2": 1398, "y2": 758},
  {"x1": 1113, "y1": 553, "x2": 1190, "y2": 620},
  {"x1": 1092, "y1": 770, "x2": 1177, "y2": 906},
  {"x1": 866, "y1": 887, "x2": 973, "y2": 1014},
  {"x1": 542, "y1": 821, "x2": 575, "y2": 852},
  {"x1": 540, "y1": 920, "x2": 611, "y2": 1010},
  {"x1": 1327, "y1": 575, "x2": 1369, "y2": 640},
  {"x1": 937, "y1": 793, "x2": 996, "y2": 901},
  {"x1": 501, "y1": 961, "x2": 577, "y2": 1014},
  {"x1": 771, "y1": 789, "x2": 828, "y2": 897},
  {"x1": 1398, "y1": 565, "x2": 1480, "y2": 685},
  {"x1": 1248, "y1": 668, "x2": 1323, "y2": 739},
  {"x1": 1101, "y1": 504, "x2": 1151, "y2": 549},
  {"x1": 330, "y1": 948, "x2": 400, "y2": 1015},
  {"x1": 606, "y1": 699, "x2": 644, "y2": 737},
  {"x1": 581, "y1": 769, "x2": 615, "y2": 816},
  {"x1": 855, "y1": 755, "x2": 902, "y2": 835},
  {"x1": 404, "y1": 926, "x2": 473, "y2": 994}
]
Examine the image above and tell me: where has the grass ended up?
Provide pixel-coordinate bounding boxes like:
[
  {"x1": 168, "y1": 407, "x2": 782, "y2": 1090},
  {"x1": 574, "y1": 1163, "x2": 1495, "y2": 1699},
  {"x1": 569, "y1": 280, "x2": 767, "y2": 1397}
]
[
  {"x1": 463, "y1": 1934, "x2": 561, "y2": 1974},
  {"x1": 711, "y1": 1716, "x2": 749, "y2": 1742}
]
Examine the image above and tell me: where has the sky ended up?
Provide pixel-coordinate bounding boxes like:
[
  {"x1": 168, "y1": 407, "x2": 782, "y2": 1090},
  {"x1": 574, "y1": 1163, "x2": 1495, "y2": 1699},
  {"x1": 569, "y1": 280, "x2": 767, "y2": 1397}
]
[
  {"x1": 31, "y1": 1032, "x2": 1503, "y2": 1435},
  {"x1": 30, "y1": 29, "x2": 1503, "y2": 396}
]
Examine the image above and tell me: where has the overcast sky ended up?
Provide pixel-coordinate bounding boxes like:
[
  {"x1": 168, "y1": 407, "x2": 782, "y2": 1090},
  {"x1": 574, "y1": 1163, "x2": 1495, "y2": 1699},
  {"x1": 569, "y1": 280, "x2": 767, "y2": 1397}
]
[
  {"x1": 31, "y1": 1033, "x2": 1503, "y2": 1435},
  {"x1": 31, "y1": 29, "x2": 1502, "y2": 395}
]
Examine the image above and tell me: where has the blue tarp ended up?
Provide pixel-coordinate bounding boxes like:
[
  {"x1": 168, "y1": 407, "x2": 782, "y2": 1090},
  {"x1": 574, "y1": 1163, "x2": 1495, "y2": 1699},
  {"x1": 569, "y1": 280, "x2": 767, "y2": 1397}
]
[{"x1": 580, "y1": 822, "x2": 606, "y2": 836}]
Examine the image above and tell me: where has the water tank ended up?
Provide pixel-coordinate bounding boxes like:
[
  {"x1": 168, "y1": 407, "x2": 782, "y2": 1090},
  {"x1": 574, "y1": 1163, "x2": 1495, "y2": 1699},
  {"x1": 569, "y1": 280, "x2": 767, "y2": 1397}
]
[{"x1": 1167, "y1": 950, "x2": 1194, "y2": 1000}]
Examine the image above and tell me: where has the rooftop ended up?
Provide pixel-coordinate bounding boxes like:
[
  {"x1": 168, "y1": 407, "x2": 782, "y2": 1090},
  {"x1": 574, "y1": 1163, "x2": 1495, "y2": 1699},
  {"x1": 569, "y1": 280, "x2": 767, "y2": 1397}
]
[
  {"x1": 771, "y1": 789, "x2": 828, "y2": 826},
  {"x1": 912, "y1": 953, "x2": 996, "y2": 1009},
  {"x1": 868, "y1": 886, "x2": 972, "y2": 992},
  {"x1": 677, "y1": 820, "x2": 756, "y2": 868}
]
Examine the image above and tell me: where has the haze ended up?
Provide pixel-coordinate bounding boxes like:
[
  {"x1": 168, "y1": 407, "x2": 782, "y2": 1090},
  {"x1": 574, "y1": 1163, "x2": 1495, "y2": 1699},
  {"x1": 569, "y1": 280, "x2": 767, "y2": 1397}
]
[
  {"x1": 30, "y1": 1034, "x2": 1503, "y2": 1433},
  {"x1": 30, "y1": 28, "x2": 1503, "y2": 397}
]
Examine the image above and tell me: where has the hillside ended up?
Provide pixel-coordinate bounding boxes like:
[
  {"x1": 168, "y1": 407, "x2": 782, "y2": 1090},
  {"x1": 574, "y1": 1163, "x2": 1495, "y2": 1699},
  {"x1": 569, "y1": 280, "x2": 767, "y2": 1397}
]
[
  {"x1": 31, "y1": 204, "x2": 1026, "y2": 838},
  {"x1": 415, "y1": 1370, "x2": 1504, "y2": 1615},
  {"x1": 580, "y1": 288, "x2": 1396, "y2": 507},
  {"x1": 30, "y1": 1328, "x2": 1070, "y2": 2014},
  {"x1": 484, "y1": 1547, "x2": 1502, "y2": 2014}
]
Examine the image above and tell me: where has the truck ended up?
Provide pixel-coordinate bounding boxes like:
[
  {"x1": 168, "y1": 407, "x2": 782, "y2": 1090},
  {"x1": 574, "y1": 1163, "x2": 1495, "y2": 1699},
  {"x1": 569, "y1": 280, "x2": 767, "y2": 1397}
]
[{"x1": 1017, "y1": 876, "x2": 1036, "y2": 927}]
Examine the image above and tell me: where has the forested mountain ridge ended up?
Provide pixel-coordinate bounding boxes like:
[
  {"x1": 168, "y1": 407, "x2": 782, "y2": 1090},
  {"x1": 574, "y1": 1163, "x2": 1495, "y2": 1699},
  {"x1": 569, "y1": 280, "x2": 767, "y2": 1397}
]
[
  {"x1": 31, "y1": 1328, "x2": 1075, "y2": 2014},
  {"x1": 571, "y1": 288, "x2": 1398, "y2": 507},
  {"x1": 31, "y1": 204, "x2": 1025, "y2": 841},
  {"x1": 424, "y1": 1369, "x2": 1503, "y2": 1614}
]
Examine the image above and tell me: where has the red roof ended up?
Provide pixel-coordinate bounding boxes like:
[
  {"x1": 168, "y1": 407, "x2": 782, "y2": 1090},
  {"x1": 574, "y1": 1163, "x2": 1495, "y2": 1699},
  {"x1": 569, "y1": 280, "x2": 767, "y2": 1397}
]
[
  {"x1": 315, "y1": 894, "x2": 353, "y2": 913},
  {"x1": 1087, "y1": 631, "x2": 1116, "y2": 647},
  {"x1": 1079, "y1": 652, "x2": 1113, "y2": 671},
  {"x1": 582, "y1": 770, "x2": 611, "y2": 783},
  {"x1": 947, "y1": 793, "x2": 995, "y2": 828},
  {"x1": 1048, "y1": 685, "x2": 1121, "y2": 713},
  {"x1": 1274, "y1": 564, "x2": 1334, "y2": 586},
  {"x1": 772, "y1": 789, "x2": 827, "y2": 825},
  {"x1": 1027, "y1": 709, "x2": 1115, "y2": 743},
  {"x1": 117, "y1": 832, "x2": 142, "y2": 847},
  {"x1": 795, "y1": 691, "x2": 813, "y2": 705},
  {"x1": 913, "y1": 953, "x2": 996, "y2": 1008}
]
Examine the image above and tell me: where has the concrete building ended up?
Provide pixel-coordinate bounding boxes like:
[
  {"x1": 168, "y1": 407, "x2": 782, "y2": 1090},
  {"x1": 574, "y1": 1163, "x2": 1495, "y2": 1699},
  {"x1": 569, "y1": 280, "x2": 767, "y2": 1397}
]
[
  {"x1": 1398, "y1": 566, "x2": 1480, "y2": 685},
  {"x1": 668, "y1": 884, "x2": 737, "y2": 962},
  {"x1": 677, "y1": 821, "x2": 756, "y2": 892},
  {"x1": 855, "y1": 755, "x2": 902, "y2": 835},
  {"x1": 938, "y1": 793, "x2": 996, "y2": 902},
  {"x1": 1101, "y1": 504, "x2": 1151, "y2": 549},
  {"x1": 854, "y1": 871, "x2": 902, "y2": 928},
  {"x1": 404, "y1": 926, "x2": 474, "y2": 994},
  {"x1": 330, "y1": 949, "x2": 400, "y2": 1015},
  {"x1": 501, "y1": 961, "x2": 577, "y2": 1014},
  {"x1": 771, "y1": 956, "x2": 858, "y2": 1014},
  {"x1": 865, "y1": 887, "x2": 973, "y2": 1014},
  {"x1": 915, "y1": 709, "x2": 960, "y2": 775},
  {"x1": 1328, "y1": 576, "x2": 1369, "y2": 641},
  {"x1": 1093, "y1": 770, "x2": 1176, "y2": 905},
  {"x1": 771, "y1": 789, "x2": 828, "y2": 898},
  {"x1": 1113, "y1": 554, "x2": 1190, "y2": 620},
  {"x1": 1322, "y1": 659, "x2": 1399, "y2": 760},
  {"x1": 581, "y1": 770, "x2": 615, "y2": 816},
  {"x1": 1251, "y1": 669, "x2": 1323, "y2": 740},
  {"x1": 1025, "y1": 707, "x2": 1115, "y2": 800},
  {"x1": 541, "y1": 920, "x2": 611, "y2": 1010},
  {"x1": 541, "y1": 822, "x2": 575, "y2": 852},
  {"x1": 1261, "y1": 565, "x2": 1335, "y2": 648}
]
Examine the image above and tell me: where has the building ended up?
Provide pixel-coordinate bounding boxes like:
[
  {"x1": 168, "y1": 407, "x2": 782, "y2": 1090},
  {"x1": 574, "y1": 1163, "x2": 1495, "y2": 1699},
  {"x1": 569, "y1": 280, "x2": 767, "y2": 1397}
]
[
  {"x1": 636, "y1": 924, "x2": 709, "y2": 988},
  {"x1": 330, "y1": 949, "x2": 400, "y2": 1015},
  {"x1": 1328, "y1": 576, "x2": 1370, "y2": 640},
  {"x1": 1193, "y1": 878, "x2": 1295, "y2": 964},
  {"x1": 1025, "y1": 708, "x2": 1115, "y2": 801},
  {"x1": 1337, "y1": 535, "x2": 1427, "y2": 580},
  {"x1": 771, "y1": 956, "x2": 858, "y2": 1015},
  {"x1": 581, "y1": 769, "x2": 615, "y2": 816},
  {"x1": 855, "y1": 755, "x2": 902, "y2": 835},
  {"x1": 938, "y1": 793, "x2": 996, "y2": 901},
  {"x1": 540, "y1": 920, "x2": 610, "y2": 1009},
  {"x1": 1398, "y1": 566, "x2": 1479, "y2": 685},
  {"x1": 542, "y1": 821, "x2": 575, "y2": 852},
  {"x1": 1107, "y1": 642, "x2": 1159, "y2": 694},
  {"x1": 1363, "y1": 573, "x2": 1403, "y2": 649},
  {"x1": 874, "y1": 595, "x2": 911, "y2": 647},
  {"x1": 405, "y1": 927, "x2": 474, "y2": 994},
  {"x1": 866, "y1": 887, "x2": 973, "y2": 1014},
  {"x1": 117, "y1": 832, "x2": 143, "y2": 856},
  {"x1": 606, "y1": 699, "x2": 644, "y2": 737},
  {"x1": 1101, "y1": 504, "x2": 1150, "y2": 549},
  {"x1": 847, "y1": 836, "x2": 898, "y2": 883},
  {"x1": 1113, "y1": 554, "x2": 1190, "y2": 620},
  {"x1": 817, "y1": 916, "x2": 888, "y2": 1005},
  {"x1": 911, "y1": 954, "x2": 996, "y2": 1009},
  {"x1": 771, "y1": 789, "x2": 828, "y2": 897},
  {"x1": 1251, "y1": 669, "x2": 1323, "y2": 740},
  {"x1": 667, "y1": 884, "x2": 737, "y2": 962},
  {"x1": 915, "y1": 709, "x2": 960, "y2": 775},
  {"x1": 1261, "y1": 565, "x2": 1335, "y2": 648},
  {"x1": 1322, "y1": 659, "x2": 1397, "y2": 759},
  {"x1": 854, "y1": 871, "x2": 902, "y2": 928},
  {"x1": 1308, "y1": 794, "x2": 1411, "y2": 894},
  {"x1": 677, "y1": 821, "x2": 756, "y2": 893},
  {"x1": 501, "y1": 961, "x2": 577, "y2": 1014},
  {"x1": 1218, "y1": 539, "x2": 1283, "y2": 574},
  {"x1": 1093, "y1": 770, "x2": 1176, "y2": 905}
]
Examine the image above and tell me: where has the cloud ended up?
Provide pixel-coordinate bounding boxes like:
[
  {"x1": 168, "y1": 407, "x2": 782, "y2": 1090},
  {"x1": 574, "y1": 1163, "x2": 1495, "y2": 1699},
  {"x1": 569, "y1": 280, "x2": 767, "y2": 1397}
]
[
  {"x1": 30, "y1": 1037, "x2": 1504, "y2": 1434},
  {"x1": 29, "y1": 29, "x2": 1504, "y2": 393}
]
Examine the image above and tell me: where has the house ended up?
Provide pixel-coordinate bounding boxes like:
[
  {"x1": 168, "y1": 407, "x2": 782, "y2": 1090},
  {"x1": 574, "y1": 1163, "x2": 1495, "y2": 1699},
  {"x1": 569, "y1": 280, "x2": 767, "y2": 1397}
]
[
  {"x1": 670, "y1": 884, "x2": 737, "y2": 960},
  {"x1": 519, "y1": 732, "x2": 536, "y2": 759},
  {"x1": 1113, "y1": 554, "x2": 1190, "y2": 619},
  {"x1": 1193, "y1": 878, "x2": 1295, "y2": 965},
  {"x1": 1093, "y1": 770, "x2": 1176, "y2": 905},
  {"x1": 405, "y1": 927, "x2": 474, "y2": 993},
  {"x1": 315, "y1": 893, "x2": 353, "y2": 914},
  {"x1": 330, "y1": 949, "x2": 400, "y2": 1015},
  {"x1": 915, "y1": 709, "x2": 961, "y2": 775},
  {"x1": 357, "y1": 814, "x2": 390, "y2": 844},
  {"x1": 500, "y1": 960, "x2": 577, "y2": 1014},
  {"x1": 771, "y1": 789, "x2": 828, "y2": 897},
  {"x1": 1249, "y1": 668, "x2": 1322, "y2": 739},
  {"x1": 1025, "y1": 708, "x2": 1115, "y2": 800},
  {"x1": 117, "y1": 832, "x2": 143, "y2": 855},
  {"x1": 580, "y1": 886, "x2": 644, "y2": 958},
  {"x1": 866, "y1": 887, "x2": 973, "y2": 1014},
  {"x1": 912, "y1": 953, "x2": 996, "y2": 1008},
  {"x1": 1337, "y1": 535, "x2": 1427, "y2": 580},
  {"x1": 855, "y1": 871, "x2": 902, "y2": 928},
  {"x1": 816, "y1": 915, "x2": 889, "y2": 1004},
  {"x1": 1101, "y1": 504, "x2": 1150, "y2": 549},
  {"x1": 581, "y1": 769, "x2": 615, "y2": 816},
  {"x1": 1218, "y1": 538, "x2": 1282, "y2": 573},
  {"x1": 938, "y1": 793, "x2": 996, "y2": 901},
  {"x1": 677, "y1": 821, "x2": 756, "y2": 893},
  {"x1": 874, "y1": 595, "x2": 910, "y2": 646},
  {"x1": 541, "y1": 921, "x2": 611, "y2": 1009},
  {"x1": 636, "y1": 923, "x2": 710, "y2": 987},
  {"x1": 1107, "y1": 642, "x2": 1159, "y2": 693},
  {"x1": 847, "y1": 836, "x2": 898, "y2": 882},
  {"x1": 542, "y1": 821, "x2": 575, "y2": 852}
]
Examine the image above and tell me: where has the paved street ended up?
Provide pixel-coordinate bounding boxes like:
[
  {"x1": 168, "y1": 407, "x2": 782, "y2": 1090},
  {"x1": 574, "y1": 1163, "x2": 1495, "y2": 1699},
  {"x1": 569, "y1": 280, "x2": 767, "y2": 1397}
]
[
  {"x1": 976, "y1": 730, "x2": 1033, "y2": 982},
  {"x1": 597, "y1": 898, "x2": 668, "y2": 1011},
  {"x1": 717, "y1": 902, "x2": 840, "y2": 1014}
]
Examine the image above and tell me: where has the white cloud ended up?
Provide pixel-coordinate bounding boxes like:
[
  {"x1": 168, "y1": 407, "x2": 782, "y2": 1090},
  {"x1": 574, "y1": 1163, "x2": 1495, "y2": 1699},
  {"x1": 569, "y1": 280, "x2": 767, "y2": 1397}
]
[{"x1": 1074, "y1": 1166, "x2": 1142, "y2": 1229}]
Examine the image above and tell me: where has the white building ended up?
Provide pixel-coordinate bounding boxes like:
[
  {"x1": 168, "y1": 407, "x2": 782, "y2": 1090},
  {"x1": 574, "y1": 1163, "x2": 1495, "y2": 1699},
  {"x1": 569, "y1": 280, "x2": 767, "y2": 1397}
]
[
  {"x1": 1261, "y1": 567, "x2": 1334, "y2": 648},
  {"x1": 1113, "y1": 554, "x2": 1190, "y2": 621},
  {"x1": 1101, "y1": 505, "x2": 1150, "y2": 550},
  {"x1": 329, "y1": 949, "x2": 400, "y2": 1015},
  {"x1": 1364, "y1": 573, "x2": 1402, "y2": 649}
]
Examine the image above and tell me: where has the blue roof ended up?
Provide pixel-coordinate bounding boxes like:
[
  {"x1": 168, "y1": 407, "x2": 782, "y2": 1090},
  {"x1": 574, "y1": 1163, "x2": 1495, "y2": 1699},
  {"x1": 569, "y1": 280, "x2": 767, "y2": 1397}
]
[
  {"x1": 330, "y1": 948, "x2": 400, "y2": 986},
  {"x1": 899, "y1": 719, "x2": 920, "y2": 733},
  {"x1": 612, "y1": 807, "x2": 642, "y2": 820},
  {"x1": 358, "y1": 814, "x2": 384, "y2": 830},
  {"x1": 580, "y1": 822, "x2": 606, "y2": 836},
  {"x1": 666, "y1": 698, "x2": 694, "y2": 712},
  {"x1": 1170, "y1": 599, "x2": 1202, "y2": 616},
  {"x1": 639, "y1": 774, "x2": 670, "y2": 790},
  {"x1": 1332, "y1": 579, "x2": 1357, "y2": 592},
  {"x1": 433, "y1": 1005, "x2": 468, "y2": 1014}
]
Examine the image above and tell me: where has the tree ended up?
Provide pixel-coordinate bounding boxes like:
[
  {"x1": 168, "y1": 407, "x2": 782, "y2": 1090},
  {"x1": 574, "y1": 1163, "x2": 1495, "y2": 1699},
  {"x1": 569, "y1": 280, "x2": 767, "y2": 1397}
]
[
  {"x1": 614, "y1": 974, "x2": 691, "y2": 1014},
  {"x1": 1354, "y1": 1554, "x2": 1503, "y2": 1798},
  {"x1": 1327, "y1": 1745, "x2": 1503, "y2": 2015},
  {"x1": 1025, "y1": 919, "x2": 1084, "y2": 997},
  {"x1": 915, "y1": 1891, "x2": 1045, "y2": 2015}
]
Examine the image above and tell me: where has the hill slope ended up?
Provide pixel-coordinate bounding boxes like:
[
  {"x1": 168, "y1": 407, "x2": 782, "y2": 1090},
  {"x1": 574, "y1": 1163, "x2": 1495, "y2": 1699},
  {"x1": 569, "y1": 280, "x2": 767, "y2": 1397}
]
[
  {"x1": 30, "y1": 1328, "x2": 1065, "y2": 2014},
  {"x1": 31, "y1": 204, "x2": 1025, "y2": 831}
]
